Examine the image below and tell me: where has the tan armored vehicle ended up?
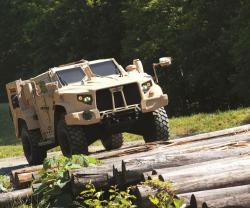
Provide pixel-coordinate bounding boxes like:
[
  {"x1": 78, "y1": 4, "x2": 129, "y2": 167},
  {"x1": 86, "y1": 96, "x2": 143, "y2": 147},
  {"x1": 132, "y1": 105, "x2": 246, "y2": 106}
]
[{"x1": 6, "y1": 57, "x2": 171, "y2": 165}]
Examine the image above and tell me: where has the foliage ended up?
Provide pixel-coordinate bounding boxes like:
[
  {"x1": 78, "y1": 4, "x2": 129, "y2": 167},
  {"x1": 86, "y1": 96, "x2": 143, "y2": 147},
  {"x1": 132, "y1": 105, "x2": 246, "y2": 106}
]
[
  {"x1": 1, "y1": 0, "x2": 250, "y2": 114},
  {"x1": 77, "y1": 183, "x2": 137, "y2": 208},
  {"x1": 0, "y1": 175, "x2": 11, "y2": 192},
  {"x1": 33, "y1": 155, "x2": 100, "y2": 208},
  {"x1": 145, "y1": 180, "x2": 185, "y2": 208}
]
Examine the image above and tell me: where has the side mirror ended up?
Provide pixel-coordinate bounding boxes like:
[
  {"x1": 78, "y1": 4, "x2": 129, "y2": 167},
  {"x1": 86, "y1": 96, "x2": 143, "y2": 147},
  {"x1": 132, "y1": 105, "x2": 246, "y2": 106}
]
[
  {"x1": 159, "y1": 57, "x2": 172, "y2": 67},
  {"x1": 153, "y1": 57, "x2": 172, "y2": 83}
]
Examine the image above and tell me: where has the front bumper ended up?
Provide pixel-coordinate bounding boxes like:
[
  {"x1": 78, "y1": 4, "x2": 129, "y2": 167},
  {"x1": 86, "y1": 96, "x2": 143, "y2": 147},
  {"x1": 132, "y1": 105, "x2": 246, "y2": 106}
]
[
  {"x1": 141, "y1": 94, "x2": 168, "y2": 113},
  {"x1": 65, "y1": 94, "x2": 168, "y2": 125}
]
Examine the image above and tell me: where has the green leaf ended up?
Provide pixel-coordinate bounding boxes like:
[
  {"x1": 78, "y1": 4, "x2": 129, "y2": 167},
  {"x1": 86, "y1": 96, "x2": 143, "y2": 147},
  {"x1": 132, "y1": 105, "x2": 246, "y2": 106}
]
[{"x1": 149, "y1": 195, "x2": 159, "y2": 205}]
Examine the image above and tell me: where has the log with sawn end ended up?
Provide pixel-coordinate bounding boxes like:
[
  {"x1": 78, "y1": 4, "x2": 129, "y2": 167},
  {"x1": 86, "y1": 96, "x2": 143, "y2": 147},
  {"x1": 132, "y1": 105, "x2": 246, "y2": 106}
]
[{"x1": 180, "y1": 184, "x2": 250, "y2": 208}]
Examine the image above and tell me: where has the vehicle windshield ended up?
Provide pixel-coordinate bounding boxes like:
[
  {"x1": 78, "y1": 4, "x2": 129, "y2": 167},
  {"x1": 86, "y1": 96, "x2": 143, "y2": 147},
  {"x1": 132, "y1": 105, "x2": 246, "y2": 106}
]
[
  {"x1": 56, "y1": 67, "x2": 85, "y2": 85},
  {"x1": 89, "y1": 60, "x2": 120, "y2": 76}
]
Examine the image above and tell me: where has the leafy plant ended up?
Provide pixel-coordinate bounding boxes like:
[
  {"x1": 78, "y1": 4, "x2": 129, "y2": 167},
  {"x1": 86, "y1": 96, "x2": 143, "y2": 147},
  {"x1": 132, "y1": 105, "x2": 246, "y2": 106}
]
[
  {"x1": 0, "y1": 175, "x2": 11, "y2": 192},
  {"x1": 78, "y1": 182, "x2": 137, "y2": 208},
  {"x1": 145, "y1": 180, "x2": 185, "y2": 208},
  {"x1": 33, "y1": 155, "x2": 100, "y2": 208}
]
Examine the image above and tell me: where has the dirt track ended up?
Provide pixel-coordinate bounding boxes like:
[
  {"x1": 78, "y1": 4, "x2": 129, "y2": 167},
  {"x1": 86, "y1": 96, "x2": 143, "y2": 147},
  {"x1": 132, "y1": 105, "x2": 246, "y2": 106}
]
[{"x1": 0, "y1": 140, "x2": 144, "y2": 175}]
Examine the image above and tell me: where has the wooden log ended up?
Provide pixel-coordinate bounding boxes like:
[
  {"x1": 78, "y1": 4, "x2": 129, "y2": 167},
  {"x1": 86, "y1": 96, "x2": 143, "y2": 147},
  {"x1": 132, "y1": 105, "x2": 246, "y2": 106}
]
[
  {"x1": 155, "y1": 154, "x2": 250, "y2": 181},
  {"x1": 11, "y1": 165, "x2": 42, "y2": 189},
  {"x1": 118, "y1": 146, "x2": 250, "y2": 186},
  {"x1": 134, "y1": 183, "x2": 250, "y2": 208},
  {"x1": 103, "y1": 131, "x2": 250, "y2": 168},
  {"x1": 14, "y1": 172, "x2": 34, "y2": 189},
  {"x1": 90, "y1": 126, "x2": 250, "y2": 165},
  {"x1": 71, "y1": 173, "x2": 111, "y2": 196},
  {"x1": 11, "y1": 165, "x2": 42, "y2": 180},
  {"x1": 165, "y1": 167, "x2": 250, "y2": 194},
  {"x1": 134, "y1": 185, "x2": 158, "y2": 208},
  {"x1": 133, "y1": 185, "x2": 197, "y2": 208},
  {"x1": 0, "y1": 188, "x2": 32, "y2": 208},
  {"x1": 180, "y1": 184, "x2": 250, "y2": 207},
  {"x1": 199, "y1": 193, "x2": 250, "y2": 208},
  {"x1": 8, "y1": 126, "x2": 250, "y2": 189},
  {"x1": 146, "y1": 131, "x2": 250, "y2": 156}
]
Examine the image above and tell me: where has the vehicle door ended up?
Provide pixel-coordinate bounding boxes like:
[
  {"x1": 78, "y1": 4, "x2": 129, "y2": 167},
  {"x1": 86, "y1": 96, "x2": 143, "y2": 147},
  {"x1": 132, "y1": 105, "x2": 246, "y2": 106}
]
[{"x1": 32, "y1": 74, "x2": 54, "y2": 141}]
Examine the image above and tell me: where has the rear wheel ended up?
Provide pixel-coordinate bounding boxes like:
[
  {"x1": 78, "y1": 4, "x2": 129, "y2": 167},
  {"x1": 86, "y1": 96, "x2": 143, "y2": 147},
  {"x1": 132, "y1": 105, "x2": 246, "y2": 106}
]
[
  {"x1": 101, "y1": 133, "x2": 124, "y2": 151},
  {"x1": 57, "y1": 118, "x2": 88, "y2": 157},
  {"x1": 21, "y1": 125, "x2": 47, "y2": 165},
  {"x1": 142, "y1": 107, "x2": 169, "y2": 142}
]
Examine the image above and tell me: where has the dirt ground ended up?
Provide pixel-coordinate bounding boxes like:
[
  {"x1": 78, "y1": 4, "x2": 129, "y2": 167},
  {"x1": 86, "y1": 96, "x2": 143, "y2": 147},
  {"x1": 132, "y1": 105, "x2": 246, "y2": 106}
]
[{"x1": 0, "y1": 140, "x2": 144, "y2": 175}]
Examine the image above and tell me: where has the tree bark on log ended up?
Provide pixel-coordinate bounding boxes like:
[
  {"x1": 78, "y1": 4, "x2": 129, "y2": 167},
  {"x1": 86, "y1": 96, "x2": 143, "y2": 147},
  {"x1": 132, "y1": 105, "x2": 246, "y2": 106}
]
[
  {"x1": 166, "y1": 168, "x2": 250, "y2": 194},
  {"x1": 199, "y1": 193, "x2": 250, "y2": 208},
  {"x1": 10, "y1": 165, "x2": 42, "y2": 189},
  {"x1": 0, "y1": 188, "x2": 32, "y2": 208},
  {"x1": 133, "y1": 185, "x2": 198, "y2": 208},
  {"x1": 101, "y1": 132, "x2": 250, "y2": 168},
  {"x1": 155, "y1": 154, "x2": 250, "y2": 180},
  {"x1": 134, "y1": 183, "x2": 250, "y2": 208},
  {"x1": 180, "y1": 184, "x2": 250, "y2": 208},
  {"x1": 71, "y1": 173, "x2": 111, "y2": 196},
  {"x1": 134, "y1": 185, "x2": 158, "y2": 208},
  {"x1": 119, "y1": 146, "x2": 250, "y2": 186}
]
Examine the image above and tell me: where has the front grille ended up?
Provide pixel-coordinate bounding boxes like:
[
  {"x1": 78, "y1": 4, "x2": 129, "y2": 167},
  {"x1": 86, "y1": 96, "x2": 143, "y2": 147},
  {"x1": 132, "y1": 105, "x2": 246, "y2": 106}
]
[
  {"x1": 114, "y1": 91, "x2": 124, "y2": 108},
  {"x1": 123, "y1": 83, "x2": 141, "y2": 105},
  {"x1": 96, "y1": 89, "x2": 113, "y2": 112},
  {"x1": 96, "y1": 83, "x2": 141, "y2": 112}
]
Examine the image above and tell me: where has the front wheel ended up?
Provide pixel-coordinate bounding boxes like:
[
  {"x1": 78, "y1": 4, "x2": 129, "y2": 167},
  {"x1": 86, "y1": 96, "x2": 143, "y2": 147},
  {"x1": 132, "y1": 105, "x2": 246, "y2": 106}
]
[
  {"x1": 142, "y1": 107, "x2": 169, "y2": 142},
  {"x1": 101, "y1": 133, "x2": 124, "y2": 151},
  {"x1": 21, "y1": 125, "x2": 47, "y2": 165},
  {"x1": 57, "y1": 119, "x2": 88, "y2": 157}
]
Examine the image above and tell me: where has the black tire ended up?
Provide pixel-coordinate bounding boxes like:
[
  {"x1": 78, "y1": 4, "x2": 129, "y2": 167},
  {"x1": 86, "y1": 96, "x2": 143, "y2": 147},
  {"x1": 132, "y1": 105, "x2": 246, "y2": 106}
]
[
  {"x1": 101, "y1": 133, "x2": 124, "y2": 151},
  {"x1": 142, "y1": 107, "x2": 169, "y2": 142},
  {"x1": 57, "y1": 119, "x2": 88, "y2": 157},
  {"x1": 21, "y1": 125, "x2": 47, "y2": 165}
]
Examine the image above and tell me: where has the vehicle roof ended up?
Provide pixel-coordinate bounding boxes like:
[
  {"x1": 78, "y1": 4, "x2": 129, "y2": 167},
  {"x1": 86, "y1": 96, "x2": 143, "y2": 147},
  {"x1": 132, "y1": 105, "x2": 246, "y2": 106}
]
[{"x1": 50, "y1": 58, "x2": 116, "y2": 73}]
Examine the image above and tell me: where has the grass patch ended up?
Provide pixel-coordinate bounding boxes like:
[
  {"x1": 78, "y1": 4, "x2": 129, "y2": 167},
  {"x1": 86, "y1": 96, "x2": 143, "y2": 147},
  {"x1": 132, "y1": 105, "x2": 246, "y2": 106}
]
[
  {"x1": 0, "y1": 175, "x2": 11, "y2": 191},
  {"x1": 1, "y1": 102, "x2": 250, "y2": 159},
  {"x1": 170, "y1": 108, "x2": 250, "y2": 137}
]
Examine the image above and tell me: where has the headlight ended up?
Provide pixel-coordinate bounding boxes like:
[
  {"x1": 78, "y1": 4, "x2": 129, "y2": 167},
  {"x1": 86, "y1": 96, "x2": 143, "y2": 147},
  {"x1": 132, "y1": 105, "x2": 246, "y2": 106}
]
[
  {"x1": 141, "y1": 80, "x2": 153, "y2": 93},
  {"x1": 77, "y1": 95, "x2": 93, "y2": 105}
]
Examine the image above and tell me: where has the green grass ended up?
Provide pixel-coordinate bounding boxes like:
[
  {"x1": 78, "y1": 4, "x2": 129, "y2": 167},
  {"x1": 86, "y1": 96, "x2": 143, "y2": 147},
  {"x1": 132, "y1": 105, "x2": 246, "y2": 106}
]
[
  {"x1": 0, "y1": 102, "x2": 250, "y2": 159},
  {"x1": 170, "y1": 108, "x2": 250, "y2": 137}
]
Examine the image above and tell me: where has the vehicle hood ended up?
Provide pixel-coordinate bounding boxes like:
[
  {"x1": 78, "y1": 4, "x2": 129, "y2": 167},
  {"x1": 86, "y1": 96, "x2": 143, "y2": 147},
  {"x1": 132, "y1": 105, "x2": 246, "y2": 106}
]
[{"x1": 57, "y1": 74, "x2": 151, "y2": 94}]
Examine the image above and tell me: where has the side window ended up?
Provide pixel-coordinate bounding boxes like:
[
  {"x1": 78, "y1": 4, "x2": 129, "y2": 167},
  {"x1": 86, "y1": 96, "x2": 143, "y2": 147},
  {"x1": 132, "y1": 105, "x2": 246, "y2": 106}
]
[
  {"x1": 38, "y1": 81, "x2": 48, "y2": 94},
  {"x1": 11, "y1": 94, "x2": 19, "y2": 109}
]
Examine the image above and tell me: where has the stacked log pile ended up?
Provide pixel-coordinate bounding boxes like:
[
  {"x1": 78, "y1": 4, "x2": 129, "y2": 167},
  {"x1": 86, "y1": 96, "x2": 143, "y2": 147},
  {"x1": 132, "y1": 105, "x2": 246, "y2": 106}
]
[{"x1": 1, "y1": 124, "x2": 250, "y2": 208}]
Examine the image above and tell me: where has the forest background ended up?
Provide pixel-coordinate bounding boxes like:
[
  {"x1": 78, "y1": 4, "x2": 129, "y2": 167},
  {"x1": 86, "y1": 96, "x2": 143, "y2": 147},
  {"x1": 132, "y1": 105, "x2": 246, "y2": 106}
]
[{"x1": 0, "y1": 0, "x2": 249, "y2": 116}]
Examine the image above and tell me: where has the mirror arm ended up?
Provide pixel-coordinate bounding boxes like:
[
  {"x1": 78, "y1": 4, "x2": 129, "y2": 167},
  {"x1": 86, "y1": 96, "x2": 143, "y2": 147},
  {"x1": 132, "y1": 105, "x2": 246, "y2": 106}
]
[{"x1": 153, "y1": 63, "x2": 160, "y2": 83}]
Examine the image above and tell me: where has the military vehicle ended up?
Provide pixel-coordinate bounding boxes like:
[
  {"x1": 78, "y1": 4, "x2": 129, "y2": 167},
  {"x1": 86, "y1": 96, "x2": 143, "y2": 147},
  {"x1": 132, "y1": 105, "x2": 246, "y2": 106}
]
[{"x1": 6, "y1": 57, "x2": 171, "y2": 165}]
